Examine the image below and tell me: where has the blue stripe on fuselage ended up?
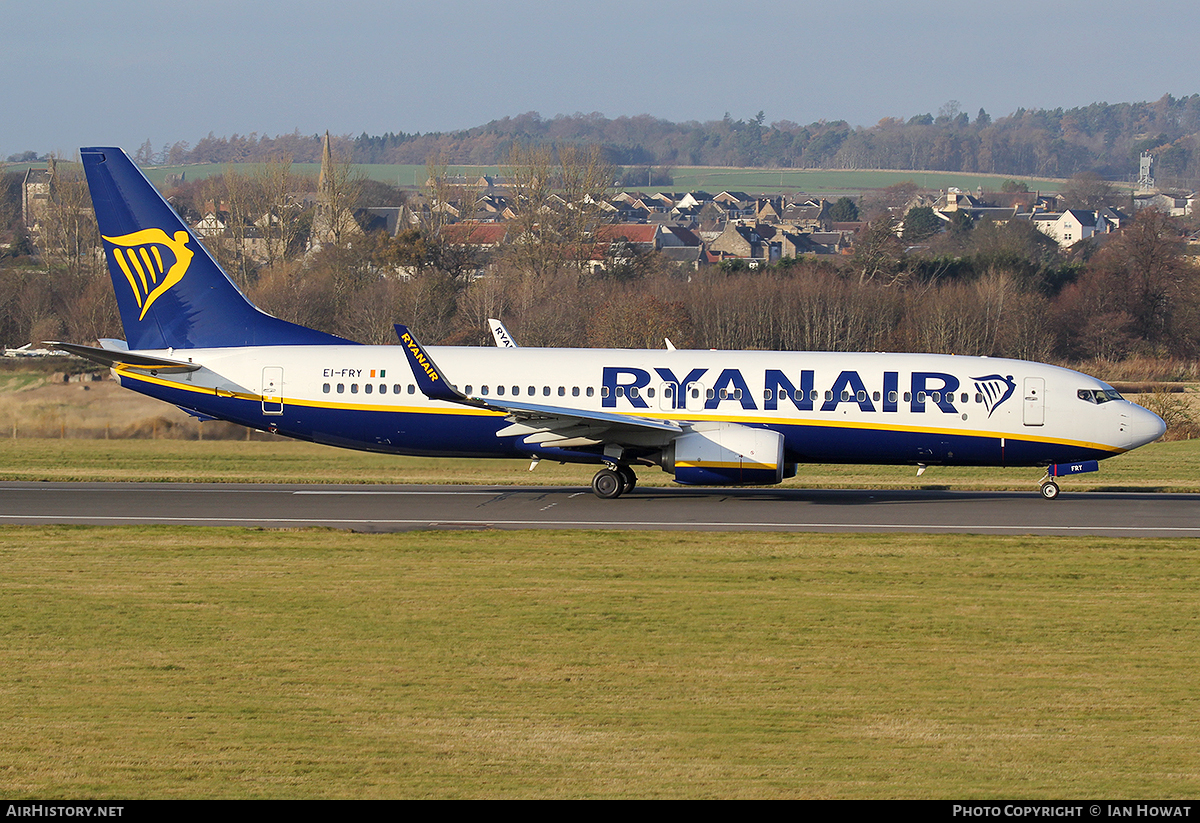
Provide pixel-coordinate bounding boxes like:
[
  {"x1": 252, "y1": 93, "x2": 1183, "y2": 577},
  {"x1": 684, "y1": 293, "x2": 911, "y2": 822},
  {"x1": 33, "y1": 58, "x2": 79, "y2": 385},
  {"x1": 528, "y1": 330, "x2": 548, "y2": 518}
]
[{"x1": 121, "y1": 373, "x2": 1118, "y2": 467}]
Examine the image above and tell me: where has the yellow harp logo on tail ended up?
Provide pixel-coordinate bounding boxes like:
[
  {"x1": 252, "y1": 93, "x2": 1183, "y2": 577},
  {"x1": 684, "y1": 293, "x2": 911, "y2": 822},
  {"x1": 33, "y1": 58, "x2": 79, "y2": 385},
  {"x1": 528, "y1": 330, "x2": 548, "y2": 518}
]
[{"x1": 102, "y1": 229, "x2": 194, "y2": 321}]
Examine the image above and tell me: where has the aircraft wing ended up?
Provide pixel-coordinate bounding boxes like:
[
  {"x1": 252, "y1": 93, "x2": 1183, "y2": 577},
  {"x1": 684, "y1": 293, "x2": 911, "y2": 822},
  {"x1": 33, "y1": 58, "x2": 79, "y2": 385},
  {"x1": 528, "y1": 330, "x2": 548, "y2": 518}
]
[{"x1": 395, "y1": 325, "x2": 683, "y2": 447}]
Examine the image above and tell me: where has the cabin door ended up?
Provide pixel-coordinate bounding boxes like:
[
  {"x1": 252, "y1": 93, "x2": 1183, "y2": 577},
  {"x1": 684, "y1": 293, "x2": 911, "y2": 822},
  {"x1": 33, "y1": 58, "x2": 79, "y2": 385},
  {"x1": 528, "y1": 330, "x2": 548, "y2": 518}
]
[
  {"x1": 1022, "y1": 377, "x2": 1044, "y2": 426},
  {"x1": 262, "y1": 367, "x2": 284, "y2": 415}
]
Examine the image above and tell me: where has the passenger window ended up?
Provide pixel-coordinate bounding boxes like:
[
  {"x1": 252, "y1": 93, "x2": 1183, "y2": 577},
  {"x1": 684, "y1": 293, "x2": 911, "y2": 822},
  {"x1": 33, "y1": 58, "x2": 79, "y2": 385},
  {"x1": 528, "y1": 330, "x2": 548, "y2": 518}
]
[
  {"x1": 544, "y1": 386, "x2": 551, "y2": 396},
  {"x1": 825, "y1": 391, "x2": 833, "y2": 401},
  {"x1": 719, "y1": 389, "x2": 728, "y2": 400},
  {"x1": 351, "y1": 384, "x2": 358, "y2": 394},
  {"x1": 960, "y1": 392, "x2": 968, "y2": 403},
  {"x1": 601, "y1": 387, "x2": 609, "y2": 398},
  {"x1": 616, "y1": 387, "x2": 625, "y2": 397},
  {"x1": 573, "y1": 387, "x2": 580, "y2": 397},
  {"x1": 365, "y1": 384, "x2": 372, "y2": 394},
  {"x1": 665, "y1": 386, "x2": 674, "y2": 398},
  {"x1": 931, "y1": 392, "x2": 940, "y2": 403},
  {"x1": 856, "y1": 390, "x2": 866, "y2": 402},
  {"x1": 408, "y1": 384, "x2": 415, "y2": 395},
  {"x1": 810, "y1": 390, "x2": 818, "y2": 402},
  {"x1": 512, "y1": 386, "x2": 519, "y2": 396},
  {"x1": 587, "y1": 387, "x2": 595, "y2": 397},
  {"x1": 481, "y1": 385, "x2": 489, "y2": 395},
  {"x1": 706, "y1": 389, "x2": 715, "y2": 399},
  {"x1": 734, "y1": 388, "x2": 742, "y2": 399},
  {"x1": 379, "y1": 384, "x2": 387, "y2": 394},
  {"x1": 903, "y1": 392, "x2": 911, "y2": 402},
  {"x1": 629, "y1": 387, "x2": 638, "y2": 398},
  {"x1": 647, "y1": 388, "x2": 655, "y2": 398},
  {"x1": 336, "y1": 383, "x2": 344, "y2": 394},
  {"x1": 873, "y1": 391, "x2": 880, "y2": 402},
  {"x1": 917, "y1": 391, "x2": 926, "y2": 403},
  {"x1": 975, "y1": 393, "x2": 983, "y2": 403},
  {"x1": 888, "y1": 391, "x2": 897, "y2": 403},
  {"x1": 497, "y1": 386, "x2": 505, "y2": 396},
  {"x1": 464, "y1": 385, "x2": 472, "y2": 395},
  {"x1": 323, "y1": 383, "x2": 330, "y2": 393}
]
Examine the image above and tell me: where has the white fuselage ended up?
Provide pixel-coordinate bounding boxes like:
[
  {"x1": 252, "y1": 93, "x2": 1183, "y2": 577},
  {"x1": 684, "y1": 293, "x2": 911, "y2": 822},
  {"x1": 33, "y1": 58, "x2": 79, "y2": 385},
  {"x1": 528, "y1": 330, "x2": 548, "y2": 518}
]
[{"x1": 112, "y1": 344, "x2": 1163, "y2": 471}]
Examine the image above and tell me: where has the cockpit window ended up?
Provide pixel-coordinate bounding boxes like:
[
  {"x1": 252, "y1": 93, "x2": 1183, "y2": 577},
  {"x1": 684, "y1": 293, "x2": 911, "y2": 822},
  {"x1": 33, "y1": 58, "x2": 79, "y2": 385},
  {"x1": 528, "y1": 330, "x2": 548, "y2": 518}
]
[{"x1": 1078, "y1": 388, "x2": 1123, "y2": 404}]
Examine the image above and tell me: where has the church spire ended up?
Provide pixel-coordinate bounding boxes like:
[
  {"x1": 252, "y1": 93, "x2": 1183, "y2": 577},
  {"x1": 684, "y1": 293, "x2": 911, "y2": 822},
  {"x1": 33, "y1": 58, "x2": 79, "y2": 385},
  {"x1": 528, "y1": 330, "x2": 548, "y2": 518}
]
[{"x1": 318, "y1": 130, "x2": 333, "y2": 195}]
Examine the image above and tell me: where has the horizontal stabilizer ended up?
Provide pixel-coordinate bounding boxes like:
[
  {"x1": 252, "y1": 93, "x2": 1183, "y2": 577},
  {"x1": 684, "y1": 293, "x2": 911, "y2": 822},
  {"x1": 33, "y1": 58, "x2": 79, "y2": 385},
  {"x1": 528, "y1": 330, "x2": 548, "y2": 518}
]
[{"x1": 45, "y1": 341, "x2": 201, "y2": 373}]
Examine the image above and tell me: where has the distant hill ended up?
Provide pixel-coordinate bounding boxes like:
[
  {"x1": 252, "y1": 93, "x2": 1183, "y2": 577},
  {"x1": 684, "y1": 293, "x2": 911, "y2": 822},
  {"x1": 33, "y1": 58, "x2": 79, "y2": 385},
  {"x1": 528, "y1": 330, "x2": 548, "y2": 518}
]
[{"x1": 146, "y1": 95, "x2": 1200, "y2": 188}]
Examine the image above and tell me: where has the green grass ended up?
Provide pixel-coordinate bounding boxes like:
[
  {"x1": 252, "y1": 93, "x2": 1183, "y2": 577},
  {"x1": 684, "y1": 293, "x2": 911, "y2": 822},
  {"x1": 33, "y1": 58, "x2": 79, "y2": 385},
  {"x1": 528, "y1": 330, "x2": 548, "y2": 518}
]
[
  {"x1": 0, "y1": 438, "x2": 1196, "y2": 491},
  {"x1": 2, "y1": 526, "x2": 1199, "y2": 798}
]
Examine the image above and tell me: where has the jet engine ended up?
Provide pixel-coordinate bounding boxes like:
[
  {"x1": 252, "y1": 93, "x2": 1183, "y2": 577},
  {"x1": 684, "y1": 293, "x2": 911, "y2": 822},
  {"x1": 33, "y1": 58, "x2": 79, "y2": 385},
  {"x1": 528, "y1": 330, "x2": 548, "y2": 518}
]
[{"x1": 662, "y1": 423, "x2": 788, "y2": 486}]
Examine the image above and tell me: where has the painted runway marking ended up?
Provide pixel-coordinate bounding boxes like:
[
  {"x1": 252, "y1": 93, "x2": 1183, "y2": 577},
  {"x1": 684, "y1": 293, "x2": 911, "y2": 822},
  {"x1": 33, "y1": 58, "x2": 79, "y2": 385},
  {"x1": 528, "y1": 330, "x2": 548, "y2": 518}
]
[{"x1": 292, "y1": 490, "x2": 497, "y2": 496}]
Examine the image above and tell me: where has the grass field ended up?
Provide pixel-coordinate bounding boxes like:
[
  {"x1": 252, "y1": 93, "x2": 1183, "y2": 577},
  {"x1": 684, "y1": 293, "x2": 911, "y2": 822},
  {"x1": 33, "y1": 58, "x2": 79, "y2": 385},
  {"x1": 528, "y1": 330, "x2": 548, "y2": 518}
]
[
  {"x1": 0, "y1": 437, "x2": 1197, "y2": 492},
  {"x1": 3, "y1": 369, "x2": 1197, "y2": 798},
  {"x1": 2, "y1": 526, "x2": 1198, "y2": 799}
]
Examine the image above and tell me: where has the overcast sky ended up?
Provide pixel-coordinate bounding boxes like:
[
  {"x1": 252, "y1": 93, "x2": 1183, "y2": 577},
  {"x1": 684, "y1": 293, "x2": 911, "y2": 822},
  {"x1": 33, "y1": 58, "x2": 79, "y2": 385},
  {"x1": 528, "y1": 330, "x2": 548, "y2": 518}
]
[{"x1": 6, "y1": 0, "x2": 1200, "y2": 160}]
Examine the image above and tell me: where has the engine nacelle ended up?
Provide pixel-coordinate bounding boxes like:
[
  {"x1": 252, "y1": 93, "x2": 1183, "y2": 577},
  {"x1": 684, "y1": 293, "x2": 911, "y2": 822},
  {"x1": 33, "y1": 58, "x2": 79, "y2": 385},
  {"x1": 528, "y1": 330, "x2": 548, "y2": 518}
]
[{"x1": 664, "y1": 423, "x2": 786, "y2": 486}]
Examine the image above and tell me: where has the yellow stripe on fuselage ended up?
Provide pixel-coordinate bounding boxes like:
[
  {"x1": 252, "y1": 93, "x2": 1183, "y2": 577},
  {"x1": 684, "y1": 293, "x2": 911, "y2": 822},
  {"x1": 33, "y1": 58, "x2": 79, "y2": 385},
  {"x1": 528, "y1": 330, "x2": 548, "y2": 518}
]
[{"x1": 113, "y1": 367, "x2": 1126, "y2": 455}]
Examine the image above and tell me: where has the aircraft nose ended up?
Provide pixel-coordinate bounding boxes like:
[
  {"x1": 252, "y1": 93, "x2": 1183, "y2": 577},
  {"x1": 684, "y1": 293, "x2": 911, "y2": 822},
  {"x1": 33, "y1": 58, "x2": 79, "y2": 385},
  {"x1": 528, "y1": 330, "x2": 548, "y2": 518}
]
[{"x1": 1128, "y1": 403, "x2": 1167, "y2": 449}]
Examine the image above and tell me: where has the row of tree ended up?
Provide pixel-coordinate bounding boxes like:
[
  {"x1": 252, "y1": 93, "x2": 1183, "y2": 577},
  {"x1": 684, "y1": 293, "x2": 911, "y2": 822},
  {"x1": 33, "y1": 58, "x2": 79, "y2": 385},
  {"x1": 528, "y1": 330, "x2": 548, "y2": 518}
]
[
  {"x1": 100, "y1": 94, "x2": 1200, "y2": 188},
  {"x1": 2, "y1": 154, "x2": 1198, "y2": 371}
]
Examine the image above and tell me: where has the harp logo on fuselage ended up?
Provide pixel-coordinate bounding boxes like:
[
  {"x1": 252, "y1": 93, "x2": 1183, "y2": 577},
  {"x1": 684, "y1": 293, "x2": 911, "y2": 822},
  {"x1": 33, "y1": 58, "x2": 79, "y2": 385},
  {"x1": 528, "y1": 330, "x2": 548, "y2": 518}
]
[
  {"x1": 972, "y1": 374, "x2": 1017, "y2": 418},
  {"x1": 102, "y1": 229, "x2": 194, "y2": 321}
]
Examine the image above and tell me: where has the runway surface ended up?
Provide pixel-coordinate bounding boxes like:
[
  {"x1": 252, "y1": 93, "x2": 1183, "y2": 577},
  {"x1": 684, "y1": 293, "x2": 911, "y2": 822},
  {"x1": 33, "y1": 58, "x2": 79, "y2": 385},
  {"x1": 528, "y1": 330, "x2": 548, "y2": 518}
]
[{"x1": 0, "y1": 482, "x2": 1196, "y2": 536}]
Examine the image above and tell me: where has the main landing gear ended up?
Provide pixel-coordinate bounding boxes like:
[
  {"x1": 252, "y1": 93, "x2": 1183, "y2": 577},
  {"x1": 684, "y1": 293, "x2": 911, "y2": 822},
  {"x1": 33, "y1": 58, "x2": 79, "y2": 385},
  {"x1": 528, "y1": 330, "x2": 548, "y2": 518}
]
[{"x1": 591, "y1": 464, "x2": 637, "y2": 499}]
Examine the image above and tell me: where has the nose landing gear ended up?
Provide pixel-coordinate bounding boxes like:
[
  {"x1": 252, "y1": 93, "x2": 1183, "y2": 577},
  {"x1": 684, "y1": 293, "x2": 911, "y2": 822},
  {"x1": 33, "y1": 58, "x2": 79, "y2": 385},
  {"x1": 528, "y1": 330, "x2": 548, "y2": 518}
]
[{"x1": 1037, "y1": 460, "x2": 1099, "y2": 500}]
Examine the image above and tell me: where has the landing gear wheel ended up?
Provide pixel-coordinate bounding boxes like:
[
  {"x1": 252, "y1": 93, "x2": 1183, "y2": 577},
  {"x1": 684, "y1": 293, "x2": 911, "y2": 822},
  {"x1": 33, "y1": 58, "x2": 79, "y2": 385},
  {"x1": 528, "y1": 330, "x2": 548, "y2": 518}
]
[
  {"x1": 617, "y1": 465, "x2": 637, "y2": 494},
  {"x1": 1040, "y1": 481, "x2": 1060, "y2": 500},
  {"x1": 592, "y1": 468, "x2": 624, "y2": 499}
]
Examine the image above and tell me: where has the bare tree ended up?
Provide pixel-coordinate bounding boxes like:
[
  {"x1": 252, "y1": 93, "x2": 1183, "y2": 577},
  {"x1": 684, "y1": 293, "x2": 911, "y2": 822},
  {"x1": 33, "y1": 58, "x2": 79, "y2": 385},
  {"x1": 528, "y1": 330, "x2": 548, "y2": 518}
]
[
  {"x1": 253, "y1": 153, "x2": 304, "y2": 268},
  {"x1": 38, "y1": 156, "x2": 102, "y2": 281},
  {"x1": 852, "y1": 214, "x2": 904, "y2": 285},
  {"x1": 502, "y1": 142, "x2": 612, "y2": 283},
  {"x1": 1060, "y1": 172, "x2": 1115, "y2": 210}
]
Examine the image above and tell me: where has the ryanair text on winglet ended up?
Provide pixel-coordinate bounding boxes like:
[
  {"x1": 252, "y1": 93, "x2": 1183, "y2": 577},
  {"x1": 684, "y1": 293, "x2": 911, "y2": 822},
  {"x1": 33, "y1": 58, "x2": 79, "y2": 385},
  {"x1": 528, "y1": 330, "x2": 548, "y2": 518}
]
[{"x1": 401, "y1": 332, "x2": 441, "y2": 383}]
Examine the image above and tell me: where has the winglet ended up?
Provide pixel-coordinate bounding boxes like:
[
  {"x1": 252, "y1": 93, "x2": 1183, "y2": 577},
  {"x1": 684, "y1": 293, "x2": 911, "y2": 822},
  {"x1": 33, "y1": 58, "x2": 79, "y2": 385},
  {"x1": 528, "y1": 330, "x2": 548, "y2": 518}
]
[
  {"x1": 394, "y1": 324, "x2": 467, "y2": 403},
  {"x1": 488, "y1": 318, "x2": 518, "y2": 348}
]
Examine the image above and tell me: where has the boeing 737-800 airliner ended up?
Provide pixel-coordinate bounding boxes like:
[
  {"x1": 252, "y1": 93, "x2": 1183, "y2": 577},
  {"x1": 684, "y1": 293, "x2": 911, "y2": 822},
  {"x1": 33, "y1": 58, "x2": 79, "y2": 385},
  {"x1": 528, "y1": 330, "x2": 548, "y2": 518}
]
[{"x1": 55, "y1": 147, "x2": 1165, "y2": 499}]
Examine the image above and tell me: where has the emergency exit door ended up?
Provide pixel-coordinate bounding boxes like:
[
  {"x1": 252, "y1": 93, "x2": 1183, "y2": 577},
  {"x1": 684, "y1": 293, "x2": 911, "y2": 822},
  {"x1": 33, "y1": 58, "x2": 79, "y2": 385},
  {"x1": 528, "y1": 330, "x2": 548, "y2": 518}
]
[
  {"x1": 1023, "y1": 376, "x2": 1044, "y2": 426},
  {"x1": 262, "y1": 367, "x2": 284, "y2": 415}
]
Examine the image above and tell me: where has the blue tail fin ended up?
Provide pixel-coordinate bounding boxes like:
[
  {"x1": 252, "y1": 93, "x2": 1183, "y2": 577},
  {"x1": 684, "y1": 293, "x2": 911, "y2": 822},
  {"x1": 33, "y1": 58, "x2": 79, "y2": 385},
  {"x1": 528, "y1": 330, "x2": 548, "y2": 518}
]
[{"x1": 81, "y1": 147, "x2": 352, "y2": 350}]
